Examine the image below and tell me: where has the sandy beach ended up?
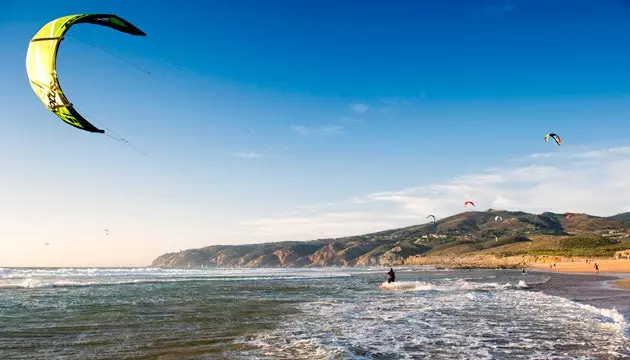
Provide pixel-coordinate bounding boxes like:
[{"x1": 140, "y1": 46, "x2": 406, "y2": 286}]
[
  {"x1": 528, "y1": 258, "x2": 630, "y2": 293},
  {"x1": 529, "y1": 258, "x2": 630, "y2": 273}
]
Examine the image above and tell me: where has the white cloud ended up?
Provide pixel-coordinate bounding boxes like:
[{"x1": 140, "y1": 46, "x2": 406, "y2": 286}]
[
  {"x1": 290, "y1": 125, "x2": 344, "y2": 136},
  {"x1": 241, "y1": 146, "x2": 630, "y2": 240},
  {"x1": 350, "y1": 103, "x2": 369, "y2": 114},
  {"x1": 230, "y1": 152, "x2": 262, "y2": 159}
]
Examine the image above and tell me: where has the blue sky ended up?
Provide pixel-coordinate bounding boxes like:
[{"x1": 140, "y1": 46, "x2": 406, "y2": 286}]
[{"x1": 2, "y1": 0, "x2": 630, "y2": 266}]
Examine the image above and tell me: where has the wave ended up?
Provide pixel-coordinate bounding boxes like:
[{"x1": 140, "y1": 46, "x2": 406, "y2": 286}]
[
  {"x1": 241, "y1": 278, "x2": 630, "y2": 359},
  {"x1": 378, "y1": 278, "x2": 529, "y2": 293},
  {"x1": 0, "y1": 266, "x2": 454, "y2": 290},
  {"x1": 577, "y1": 302, "x2": 629, "y2": 335},
  {"x1": 0, "y1": 267, "x2": 356, "y2": 289}
]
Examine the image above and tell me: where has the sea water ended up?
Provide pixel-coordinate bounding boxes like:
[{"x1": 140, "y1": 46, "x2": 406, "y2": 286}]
[{"x1": 0, "y1": 267, "x2": 628, "y2": 359}]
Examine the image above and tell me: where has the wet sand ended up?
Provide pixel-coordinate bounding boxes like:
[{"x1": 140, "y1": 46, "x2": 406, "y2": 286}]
[
  {"x1": 614, "y1": 279, "x2": 630, "y2": 290},
  {"x1": 527, "y1": 271, "x2": 630, "y2": 318},
  {"x1": 526, "y1": 258, "x2": 630, "y2": 328}
]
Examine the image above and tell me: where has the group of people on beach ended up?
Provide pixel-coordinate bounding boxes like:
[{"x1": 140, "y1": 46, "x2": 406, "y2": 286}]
[{"x1": 549, "y1": 261, "x2": 600, "y2": 272}]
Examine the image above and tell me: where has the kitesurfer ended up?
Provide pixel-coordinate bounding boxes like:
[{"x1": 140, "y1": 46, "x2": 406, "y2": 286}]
[{"x1": 387, "y1": 268, "x2": 396, "y2": 283}]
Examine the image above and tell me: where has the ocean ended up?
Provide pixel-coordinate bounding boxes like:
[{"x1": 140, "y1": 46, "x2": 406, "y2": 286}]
[{"x1": 1, "y1": 267, "x2": 628, "y2": 359}]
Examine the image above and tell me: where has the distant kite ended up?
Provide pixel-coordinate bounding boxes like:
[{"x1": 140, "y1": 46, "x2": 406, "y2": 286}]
[
  {"x1": 495, "y1": 215, "x2": 503, "y2": 222},
  {"x1": 464, "y1": 201, "x2": 475, "y2": 208},
  {"x1": 565, "y1": 213, "x2": 573, "y2": 220},
  {"x1": 25, "y1": 14, "x2": 146, "y2": 133},
  {"x1": 544, "y1": 133, "x2": 562, "y2": 146},
  {"x1": 426, "y1": 214, "x2": 436, "y2": 224}
]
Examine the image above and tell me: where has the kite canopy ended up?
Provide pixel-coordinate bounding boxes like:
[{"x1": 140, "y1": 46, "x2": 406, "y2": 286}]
[
  {"x1": 464, "y1": 201, "x2": 475, "y2": 208},
  {"x1": 426, "y1": 214, "x2": 436, "y2": 224},
  {"x1": 25, "y1": 14, "x2": 146, "y2": 133},
  {"x1": 544, "y1": 133, "x2": 562, "y2": 146}
]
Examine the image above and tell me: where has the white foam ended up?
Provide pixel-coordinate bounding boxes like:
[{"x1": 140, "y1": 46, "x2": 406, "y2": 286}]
[
  {"x1": 379, "y1": 281, "x2": 435, "y2": 291},
  {"x1": 241, "y1": 278, "x2": 630, "y2": 358},
  {"x1": 378, "y1": 278, "x2": 528, "y2": 294}
]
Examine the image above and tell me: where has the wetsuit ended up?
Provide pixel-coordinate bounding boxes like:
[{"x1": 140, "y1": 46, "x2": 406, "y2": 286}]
[{"x1": 387, "y1": 268, "x2": 396, "y2": 283}]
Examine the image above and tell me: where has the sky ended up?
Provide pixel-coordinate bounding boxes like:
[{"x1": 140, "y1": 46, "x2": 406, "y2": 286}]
[{"x1": 2, "y1": 0, "x2": 630, "y2": 267}]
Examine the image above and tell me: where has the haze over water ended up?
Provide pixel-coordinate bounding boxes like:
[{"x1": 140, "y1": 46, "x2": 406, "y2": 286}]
[{"x1": 1, "y1": 267, "x2": 628, "y2": 359}]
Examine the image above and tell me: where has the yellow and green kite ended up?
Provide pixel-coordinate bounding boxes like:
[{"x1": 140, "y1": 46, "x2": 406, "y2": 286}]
[{"x1": 25, "y1": 14, "x2": 146, "y2": 133}]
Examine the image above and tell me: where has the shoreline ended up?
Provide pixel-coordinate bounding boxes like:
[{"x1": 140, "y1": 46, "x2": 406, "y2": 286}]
[
  {"x1": 526, "y1": 259, "x2": 630, "y2": 291},
  {"x1": 404, "y1": 255, "x2": 630, "y2": 290},
  {"x1": 614, "y1": 279, "x2": 630, "y2": 289},
  {"x1": 524, "y1": 270, "x2": 630, "y2": 321}
]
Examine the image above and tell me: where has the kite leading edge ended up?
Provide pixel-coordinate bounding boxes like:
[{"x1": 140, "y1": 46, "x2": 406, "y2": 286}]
[{"x1": 25, "y1": 14, "x2": 146, "y2": 133}]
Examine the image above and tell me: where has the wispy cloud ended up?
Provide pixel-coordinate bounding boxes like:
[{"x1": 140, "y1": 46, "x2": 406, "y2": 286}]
[
  {"x1": 230, "y1": 152, "x2": 263, "y2": 159},
  {"x1": 376, "y1": 95, "x2": 426, "y2": 116},
  {"x1": 566, "y1": 146, "x2": 630, "y2": 159},
  {"x1": 339, "y1": 115, "x2": 363, "y2": 124},
  {"x1": 350, "y1": 103, "x2": 369, "y2": 114},
  {"x1": 290, "y1": 125, "x2": 344, "y2": 136},
  {"x1": 241, "y1": 145, "x2": 630, "y2": 240},
  {"x1": 516, "y1": 146, "x2": 630, "y2": 162},
  {"x1": 240, "y1": 212, "x2": 403, "y2": 240},
  {"x1": 527, "y1": 152, "x2": 553, "y2": 159},
  {"x1": 483, "y1": 2, "x2": 516, "y2": 15}
]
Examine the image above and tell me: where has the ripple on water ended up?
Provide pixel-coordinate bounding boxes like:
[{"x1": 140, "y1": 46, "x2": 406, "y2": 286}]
[{"x1": 0, "y1": 269, "x2": 628, "y2": 359}]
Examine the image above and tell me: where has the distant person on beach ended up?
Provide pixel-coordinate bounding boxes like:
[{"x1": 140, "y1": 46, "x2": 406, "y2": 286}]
[
  {"x1": 522, "y1": 268, "x2": 526, "y2": 274},
  {"x1": 387, "y1": 268, "x2": 396, "y2": 283},
  {"x1": 594, "y1": 263, "x2": 599, "y2": 273}
]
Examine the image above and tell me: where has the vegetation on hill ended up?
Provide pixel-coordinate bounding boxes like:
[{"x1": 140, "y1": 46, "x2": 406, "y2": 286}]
[{"x1": 150, "y1": 210, "x2": 630, "y2": 268}]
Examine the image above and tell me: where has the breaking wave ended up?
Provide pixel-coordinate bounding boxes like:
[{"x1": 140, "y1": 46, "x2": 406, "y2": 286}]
[
  {"x1": 240, "y1": 277, "x2": 630, "y2": 359},
  {"x1": 378, "y1": 278, "x2": 530, "y2": 292}
]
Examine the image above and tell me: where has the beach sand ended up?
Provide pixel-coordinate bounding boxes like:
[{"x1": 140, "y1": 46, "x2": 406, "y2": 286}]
[
  {"x1": 529, "y1": 258, "x2": 630, "y2": 273},
  {"x1": 529, "y1": 258, "x2": 630, "y2": 292}
]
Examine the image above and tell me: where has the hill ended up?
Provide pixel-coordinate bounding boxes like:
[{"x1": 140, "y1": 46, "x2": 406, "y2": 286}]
[{"x1": 150, "y1": 210, "x2": 630, "y2": 269}]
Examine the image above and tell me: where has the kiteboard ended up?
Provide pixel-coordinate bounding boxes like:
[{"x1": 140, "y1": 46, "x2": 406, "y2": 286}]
[{"x1": 378, "y1": 282, "x2": 396, "y2": 291}]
